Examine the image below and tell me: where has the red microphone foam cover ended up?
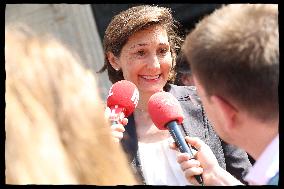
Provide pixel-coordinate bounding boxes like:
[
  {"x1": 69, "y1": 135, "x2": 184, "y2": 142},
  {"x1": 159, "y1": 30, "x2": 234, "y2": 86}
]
[
  {"x1": 148, "y1": 91, "x2": 184, "y2": 130},
  {"x1": 107, "y1": 80, "x2": 139, "y2": 117}
]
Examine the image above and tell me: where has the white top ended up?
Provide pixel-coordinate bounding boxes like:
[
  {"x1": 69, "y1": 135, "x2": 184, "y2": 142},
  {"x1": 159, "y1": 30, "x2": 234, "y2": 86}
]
[
  {"x1": 138, "y1": 137, "x2": 192, "y2": 185},
  {"x1": 244, "y1": 134, "x2": 279, "y2": 185}
]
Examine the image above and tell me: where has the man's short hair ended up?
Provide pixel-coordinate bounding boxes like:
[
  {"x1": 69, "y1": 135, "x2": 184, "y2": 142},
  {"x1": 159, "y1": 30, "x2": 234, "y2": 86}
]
[{"x1": 182, "y1": 4, "x2": 279, "y2": 121}]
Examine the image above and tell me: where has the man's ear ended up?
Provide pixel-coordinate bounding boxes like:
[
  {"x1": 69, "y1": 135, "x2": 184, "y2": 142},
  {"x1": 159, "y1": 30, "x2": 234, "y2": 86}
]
[
  {"x1": 210, "y1": 95, "x2": 238, "y2": 131},
  {"x1": 107, "y1": 52, "x2": 120, "y2": 71}
]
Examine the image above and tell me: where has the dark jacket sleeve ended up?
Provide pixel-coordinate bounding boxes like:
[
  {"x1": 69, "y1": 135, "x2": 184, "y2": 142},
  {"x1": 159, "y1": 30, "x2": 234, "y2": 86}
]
[{"x1": 221, "y1": 140, "x2": 251, "y2": 184}]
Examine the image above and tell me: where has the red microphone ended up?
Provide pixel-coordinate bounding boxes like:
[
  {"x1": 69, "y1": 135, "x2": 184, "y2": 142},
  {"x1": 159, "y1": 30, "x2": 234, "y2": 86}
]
[
  {"x1": 148, "y1": 91, "x2": 203, "y2": 185},
  {"x1": 107, "y1": 80, "x2": 139, "y2": 124}
]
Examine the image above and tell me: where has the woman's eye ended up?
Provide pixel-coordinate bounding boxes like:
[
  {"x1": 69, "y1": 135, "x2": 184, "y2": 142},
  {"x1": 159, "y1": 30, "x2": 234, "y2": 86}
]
[
  {"x1": 159, "y1": 48, "x2": 168, "y2": 55},
  {"x1": 136, "y1": 50, "x2": 145, "y2": 56}
]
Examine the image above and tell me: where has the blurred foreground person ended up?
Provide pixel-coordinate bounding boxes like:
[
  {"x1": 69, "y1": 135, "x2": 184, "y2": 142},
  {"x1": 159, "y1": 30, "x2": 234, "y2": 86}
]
[
  {"x1": 177, "y1": 4, "x2": 279, "y2": 185},
  {"x1": 5, "y1": 24, "x2": 138, "y2": 185}
]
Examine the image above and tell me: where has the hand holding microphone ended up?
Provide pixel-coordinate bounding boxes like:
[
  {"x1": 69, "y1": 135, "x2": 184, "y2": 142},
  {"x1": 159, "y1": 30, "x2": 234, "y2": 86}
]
[
  {"x1": 148, "y1": 91, "x2": 204, "y2": 185},
  {"x1": 105, "y1": 106, "x2": 127, "y2": 142},
  {"x1": 175, "y1": 136, "x2": 244, "y2": 186},
  {"x1": 106, "y1": 80, "x2": 139, "y2": 142}
]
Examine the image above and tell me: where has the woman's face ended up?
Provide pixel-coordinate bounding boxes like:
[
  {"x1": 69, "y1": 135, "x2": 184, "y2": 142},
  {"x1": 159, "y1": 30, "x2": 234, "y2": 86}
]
[{"x1": 114, "y1": 25, "x2": 173, "y2": 95}]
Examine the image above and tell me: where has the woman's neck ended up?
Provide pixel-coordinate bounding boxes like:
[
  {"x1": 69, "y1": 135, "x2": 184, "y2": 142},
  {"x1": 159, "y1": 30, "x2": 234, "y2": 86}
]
[
  {"x1": 136, "y1": 93, "x2": 153, "y2": 112},
  {"x1": 134, "y1": 91, "x2": 170, "y2": 143},
  {"x1": 134, "y1": 110, "x2": 170, "y2": 143},
  {"x1": 136, "y1": 87, "x2": 167, "y2": 112}
]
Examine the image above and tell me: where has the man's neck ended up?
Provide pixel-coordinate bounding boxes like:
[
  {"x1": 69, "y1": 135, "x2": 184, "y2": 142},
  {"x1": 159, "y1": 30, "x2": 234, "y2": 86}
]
[{"x1": 238, "y1": 117, "x2": 278, "y2": 160}]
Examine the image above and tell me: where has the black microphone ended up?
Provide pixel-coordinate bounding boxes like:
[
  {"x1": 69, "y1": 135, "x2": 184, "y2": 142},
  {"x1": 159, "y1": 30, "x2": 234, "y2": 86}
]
[{"x1": 148, "y1": 91, "x2": 204, "y2": 185}]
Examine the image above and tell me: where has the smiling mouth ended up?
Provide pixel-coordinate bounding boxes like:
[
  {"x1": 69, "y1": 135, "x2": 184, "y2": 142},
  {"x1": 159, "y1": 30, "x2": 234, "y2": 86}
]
[{"x1": 140, "y1": 74, "x2": 161, "y2": 80}]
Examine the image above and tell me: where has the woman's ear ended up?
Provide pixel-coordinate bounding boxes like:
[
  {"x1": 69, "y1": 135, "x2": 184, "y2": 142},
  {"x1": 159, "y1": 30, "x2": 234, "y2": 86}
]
[{"x1": 107, "y1": 52, "x2": 120, "y2": 71}]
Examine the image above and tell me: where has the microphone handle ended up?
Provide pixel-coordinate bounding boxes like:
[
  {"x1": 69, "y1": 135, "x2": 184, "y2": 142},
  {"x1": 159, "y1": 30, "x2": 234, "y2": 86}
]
[{"x1": 167, "y1": 121, "x2": 204, "y2": 185}]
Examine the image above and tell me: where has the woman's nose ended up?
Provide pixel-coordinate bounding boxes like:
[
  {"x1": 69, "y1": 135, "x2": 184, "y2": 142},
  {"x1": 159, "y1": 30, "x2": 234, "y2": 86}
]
[{"x1": 146, "y1": 54, "x2": 160, "y2": 70}]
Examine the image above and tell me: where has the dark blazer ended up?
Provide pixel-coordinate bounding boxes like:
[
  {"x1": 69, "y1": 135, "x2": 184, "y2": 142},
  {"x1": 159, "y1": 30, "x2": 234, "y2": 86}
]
[{"x1": 121, "y1": 84, "x2": 252, "y2": 184}]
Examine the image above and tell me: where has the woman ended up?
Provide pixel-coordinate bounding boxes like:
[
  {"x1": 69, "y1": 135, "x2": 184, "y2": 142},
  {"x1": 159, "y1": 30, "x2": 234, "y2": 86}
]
[
  {"x1": 5, "y1": 24, "x2": 137, "y2": 185},
  {"x1": 99, "y1": 5, "x2": 251, "y2": 185}
]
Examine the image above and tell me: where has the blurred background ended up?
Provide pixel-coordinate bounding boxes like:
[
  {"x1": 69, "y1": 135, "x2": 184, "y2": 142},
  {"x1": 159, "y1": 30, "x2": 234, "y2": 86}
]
[{"x1": 5, "y1": 4, "x2": 222, "y2": 100}]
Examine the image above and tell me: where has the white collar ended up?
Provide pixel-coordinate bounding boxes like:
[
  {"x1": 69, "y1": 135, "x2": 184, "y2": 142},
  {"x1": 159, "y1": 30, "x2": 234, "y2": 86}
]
[{"x1": 244, "y1": 134, "x2": 279, "y2": 185}]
